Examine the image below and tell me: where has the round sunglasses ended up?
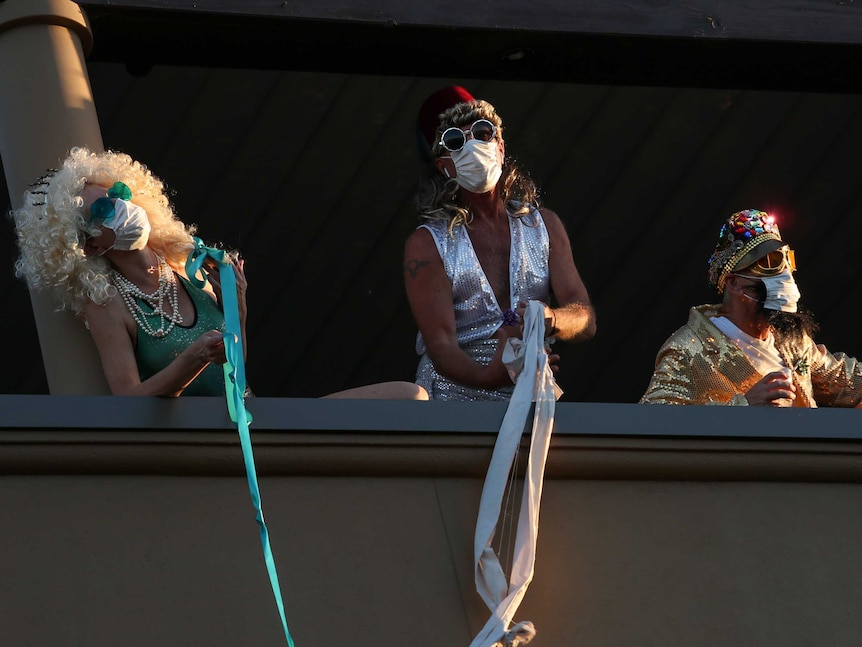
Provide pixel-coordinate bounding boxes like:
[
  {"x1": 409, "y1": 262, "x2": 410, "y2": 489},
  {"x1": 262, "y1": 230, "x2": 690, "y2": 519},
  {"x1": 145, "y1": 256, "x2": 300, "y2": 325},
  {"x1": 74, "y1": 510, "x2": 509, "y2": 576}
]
[{"x1": 438, "y1": 119, "x2": 497, "y2": 153}]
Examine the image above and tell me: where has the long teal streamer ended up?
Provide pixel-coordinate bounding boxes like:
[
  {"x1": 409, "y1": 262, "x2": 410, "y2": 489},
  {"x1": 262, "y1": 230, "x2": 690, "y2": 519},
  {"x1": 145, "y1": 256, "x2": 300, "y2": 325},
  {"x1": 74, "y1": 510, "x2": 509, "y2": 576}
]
[{"x1": 186, "y1": 238, "x2": 295, "y2": 647}]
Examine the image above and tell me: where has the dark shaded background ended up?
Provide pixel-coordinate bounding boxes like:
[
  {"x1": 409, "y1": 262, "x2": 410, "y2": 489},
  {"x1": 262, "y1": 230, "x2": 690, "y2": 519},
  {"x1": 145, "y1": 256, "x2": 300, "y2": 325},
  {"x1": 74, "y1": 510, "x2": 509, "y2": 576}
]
[{"x1": 3, "y1": 63, "x2": 862, "y2": 402}]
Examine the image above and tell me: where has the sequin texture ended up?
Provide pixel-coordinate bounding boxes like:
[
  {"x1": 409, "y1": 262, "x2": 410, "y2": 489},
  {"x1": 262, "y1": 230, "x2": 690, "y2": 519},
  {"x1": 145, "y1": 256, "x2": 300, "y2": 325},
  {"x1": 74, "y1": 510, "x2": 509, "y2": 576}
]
[
  {"x1": 414, "y1": 206, "x2": 550, "y2": 401},
  {"x1": 640, "y1": 304, "x2": 862, "y2": 407}
]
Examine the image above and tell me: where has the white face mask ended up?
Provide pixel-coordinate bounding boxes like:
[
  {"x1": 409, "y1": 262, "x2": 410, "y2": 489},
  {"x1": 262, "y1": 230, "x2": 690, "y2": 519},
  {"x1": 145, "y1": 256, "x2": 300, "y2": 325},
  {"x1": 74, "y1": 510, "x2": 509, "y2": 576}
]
[
  {"x1": 760, "y1": 269, "x2": 801, "y2": 313},
  {"x1": 738, "y1": 268, "x2": 801, "y2": 313},
  {"x1": 102, "y1": 199, "x2": 151, "y2": 251},
  {"x1": 450, "y1": 139, "x2": 502, "y2": 193}
]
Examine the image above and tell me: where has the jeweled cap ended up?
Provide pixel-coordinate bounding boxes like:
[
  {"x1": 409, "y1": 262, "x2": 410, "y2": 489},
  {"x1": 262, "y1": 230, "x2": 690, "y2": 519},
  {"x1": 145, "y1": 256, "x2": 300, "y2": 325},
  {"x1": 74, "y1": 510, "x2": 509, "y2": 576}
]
[{"x1": 708, "y1": 209, "x2": 785, "y2": 293}]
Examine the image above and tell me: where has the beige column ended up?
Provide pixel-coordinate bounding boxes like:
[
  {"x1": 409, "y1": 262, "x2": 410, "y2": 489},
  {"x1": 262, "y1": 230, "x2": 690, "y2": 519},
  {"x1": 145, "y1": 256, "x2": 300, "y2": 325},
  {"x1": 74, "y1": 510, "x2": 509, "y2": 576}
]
[{"x1": 0, "y1": 0, "x2": 109, "y2": 394}]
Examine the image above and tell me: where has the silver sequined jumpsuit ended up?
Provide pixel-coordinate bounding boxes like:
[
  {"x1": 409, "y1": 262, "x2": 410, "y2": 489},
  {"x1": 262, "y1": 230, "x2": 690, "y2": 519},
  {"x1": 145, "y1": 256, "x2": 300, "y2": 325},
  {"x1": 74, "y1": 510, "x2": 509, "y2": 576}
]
[{"x1": 414, "y1": 206, "x2": 551, "y2": 401}]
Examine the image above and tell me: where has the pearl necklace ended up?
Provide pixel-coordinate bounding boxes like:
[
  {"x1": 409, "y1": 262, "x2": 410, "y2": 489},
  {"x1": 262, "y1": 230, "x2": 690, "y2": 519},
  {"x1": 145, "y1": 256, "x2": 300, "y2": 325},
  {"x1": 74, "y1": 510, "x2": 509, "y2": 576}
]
[{"x1": 111, "y1": 255, "x2": 184, "y2": 338}]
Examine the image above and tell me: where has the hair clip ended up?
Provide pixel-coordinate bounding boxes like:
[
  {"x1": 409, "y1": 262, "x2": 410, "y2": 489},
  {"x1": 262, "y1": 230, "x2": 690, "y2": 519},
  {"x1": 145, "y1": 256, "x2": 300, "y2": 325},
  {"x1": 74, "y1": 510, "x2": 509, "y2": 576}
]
[
  {"x1": 29, "y1": 168, "x2": 58, "y2": 187},
  {"x1": 23, "y1": 169, "x2": 58, "y2": 209}
]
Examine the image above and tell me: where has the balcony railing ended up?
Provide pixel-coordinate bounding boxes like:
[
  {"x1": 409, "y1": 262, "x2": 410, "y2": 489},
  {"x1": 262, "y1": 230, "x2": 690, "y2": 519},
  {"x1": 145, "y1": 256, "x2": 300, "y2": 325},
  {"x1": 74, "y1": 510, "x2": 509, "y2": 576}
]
[{"x1": 2, "y1": 395, "x2": 862, "y2": 646}]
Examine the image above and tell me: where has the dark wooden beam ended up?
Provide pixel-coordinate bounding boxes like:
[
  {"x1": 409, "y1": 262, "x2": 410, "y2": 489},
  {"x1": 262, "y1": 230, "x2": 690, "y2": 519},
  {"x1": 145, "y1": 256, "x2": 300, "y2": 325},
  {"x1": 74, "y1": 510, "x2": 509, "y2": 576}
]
[
  {"x1": 78, "y1": 0, "x2": 862, "y2": 46},
  {"x1": 77, "y1": 1, "x2": 862, "y2": 92}
]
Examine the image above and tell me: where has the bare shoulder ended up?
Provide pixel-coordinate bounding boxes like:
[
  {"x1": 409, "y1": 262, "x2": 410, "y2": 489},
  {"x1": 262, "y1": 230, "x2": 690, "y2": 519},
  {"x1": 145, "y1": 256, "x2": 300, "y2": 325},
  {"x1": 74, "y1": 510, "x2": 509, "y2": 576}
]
[
  {"x1": 82, "y1": 293, "x2": 131, "y2": 332},
  {"x1": 403, "y1": 226, "x2": 442, "y2": 279},
  {"x1": 83, "y1": 293, "x2": 120, "y2": 320},
  {"x1": 404, "y1": 225, "x2": 436, "y2": 255},
  {"x1": 537, "y1": 207, "x2": 569, "y2": 240}
]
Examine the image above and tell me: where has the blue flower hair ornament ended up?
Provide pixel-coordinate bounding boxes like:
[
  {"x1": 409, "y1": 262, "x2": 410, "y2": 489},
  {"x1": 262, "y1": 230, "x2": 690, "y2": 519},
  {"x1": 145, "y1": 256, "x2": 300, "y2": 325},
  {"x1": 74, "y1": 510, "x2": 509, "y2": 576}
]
[{"x1": 89, "y1": 181, "x2": 132, "y2": 224}]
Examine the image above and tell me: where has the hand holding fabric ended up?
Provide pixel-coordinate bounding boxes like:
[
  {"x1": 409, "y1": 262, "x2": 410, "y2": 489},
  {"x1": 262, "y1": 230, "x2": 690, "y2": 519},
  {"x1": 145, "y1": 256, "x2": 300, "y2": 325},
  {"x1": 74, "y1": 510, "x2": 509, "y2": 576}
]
[
  {"x1": 745, "y1": 369, "x2": 796, "y2": 406},
  {"x1": 205, "y1": 257, "x2": 247, "y2": 314},
  {"x1": 187, "y1": 329, "x2": 227, "y2": 367}
]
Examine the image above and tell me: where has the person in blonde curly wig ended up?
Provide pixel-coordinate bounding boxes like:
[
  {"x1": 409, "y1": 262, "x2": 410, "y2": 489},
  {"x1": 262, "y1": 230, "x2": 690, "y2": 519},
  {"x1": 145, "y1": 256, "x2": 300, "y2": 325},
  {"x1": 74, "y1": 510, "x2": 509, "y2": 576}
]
[
  {"x1": 404, "y1": 87, "x2": 597, "y2": 400},
  {"x1": 13, "y1": 147, "x2": 428, "y2": 401},
  {"x1": 12, "y1": 146, "x2": 245, "y2": 397},
  {"x1": 14, "y1": 147, "x2": 197, "y2": 314}
]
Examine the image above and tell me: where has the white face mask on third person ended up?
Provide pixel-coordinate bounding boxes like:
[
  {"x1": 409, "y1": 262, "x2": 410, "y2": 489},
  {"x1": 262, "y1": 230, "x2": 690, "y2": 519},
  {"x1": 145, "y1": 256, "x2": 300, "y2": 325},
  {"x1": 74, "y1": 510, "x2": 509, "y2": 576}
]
[
  {"x1": 760, "y1": 268, "x2": 801, "y2": 313},
  {"x1": 450, "y1": 139, "x2": 502, "y2": 193}
]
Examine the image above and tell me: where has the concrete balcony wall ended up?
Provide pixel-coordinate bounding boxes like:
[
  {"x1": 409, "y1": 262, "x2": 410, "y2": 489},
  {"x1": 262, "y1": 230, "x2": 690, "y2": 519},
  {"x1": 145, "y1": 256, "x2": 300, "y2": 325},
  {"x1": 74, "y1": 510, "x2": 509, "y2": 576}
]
[{"x1": 2, "y1": 396, "x2": 862, "y2": 646}]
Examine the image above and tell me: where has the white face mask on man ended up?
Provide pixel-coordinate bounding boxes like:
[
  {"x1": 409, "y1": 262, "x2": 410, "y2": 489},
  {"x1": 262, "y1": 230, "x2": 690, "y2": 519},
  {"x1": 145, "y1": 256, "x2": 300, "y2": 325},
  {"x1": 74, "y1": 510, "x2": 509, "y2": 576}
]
[
  {"x1": 450, "y1": 139, "x2": 502, "y2": 193},
  {"x1": 738, "y1": 268, "x2": 801, "y2": 313},
  {"x1": 100, "y1": 199, "x2": 151, "y2": 252},
  {"x1": 760, "y1": 269, "x2": 801, "y2": 313}
]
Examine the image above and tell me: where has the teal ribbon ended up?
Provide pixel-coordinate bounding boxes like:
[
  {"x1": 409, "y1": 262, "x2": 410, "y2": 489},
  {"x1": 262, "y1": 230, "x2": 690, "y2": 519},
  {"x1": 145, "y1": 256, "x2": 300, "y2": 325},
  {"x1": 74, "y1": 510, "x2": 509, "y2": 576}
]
[{"x1": 186, "y1": 237, "x2": 295, "y2": 647}]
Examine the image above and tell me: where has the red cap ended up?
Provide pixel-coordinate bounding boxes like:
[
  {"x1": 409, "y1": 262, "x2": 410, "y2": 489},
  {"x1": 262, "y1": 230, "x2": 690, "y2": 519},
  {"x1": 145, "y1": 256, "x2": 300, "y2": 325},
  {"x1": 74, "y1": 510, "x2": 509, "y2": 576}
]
[{"x1": 417, "y1": 85, "x2": 475, "y2": 151}]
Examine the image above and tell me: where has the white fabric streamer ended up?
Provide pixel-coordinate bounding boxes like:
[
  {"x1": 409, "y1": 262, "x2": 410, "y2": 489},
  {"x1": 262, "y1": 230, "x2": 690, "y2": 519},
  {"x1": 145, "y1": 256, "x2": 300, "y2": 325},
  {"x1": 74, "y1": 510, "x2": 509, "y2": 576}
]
[
  {"x1": 498, "y1": 620, "x2": 536, "y2": 646},
  {"x1": 469, "y1": 301, "x2": 561, "y2": 647}
]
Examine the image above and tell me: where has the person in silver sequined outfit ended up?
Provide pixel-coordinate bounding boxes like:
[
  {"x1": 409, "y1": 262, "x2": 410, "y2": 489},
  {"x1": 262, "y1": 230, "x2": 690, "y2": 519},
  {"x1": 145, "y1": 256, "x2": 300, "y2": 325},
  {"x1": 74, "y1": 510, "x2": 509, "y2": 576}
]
[{"x1": 403, "y1": 87, "x2": 596, "y2": 401}]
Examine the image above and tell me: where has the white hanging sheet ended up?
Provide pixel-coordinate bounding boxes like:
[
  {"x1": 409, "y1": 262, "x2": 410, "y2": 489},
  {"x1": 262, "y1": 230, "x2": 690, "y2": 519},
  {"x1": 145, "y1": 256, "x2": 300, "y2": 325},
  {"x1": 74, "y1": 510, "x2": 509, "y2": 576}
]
[{"x1": 469, "y1": 300, "x2": 562, "y2": 647}]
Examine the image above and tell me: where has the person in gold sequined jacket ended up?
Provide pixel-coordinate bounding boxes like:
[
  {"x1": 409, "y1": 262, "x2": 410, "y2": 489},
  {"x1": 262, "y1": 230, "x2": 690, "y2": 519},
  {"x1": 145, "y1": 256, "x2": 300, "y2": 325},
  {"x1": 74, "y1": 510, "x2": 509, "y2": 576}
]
[{"x1": 641, "y1": 209, "x2": 862, "y2": 407}]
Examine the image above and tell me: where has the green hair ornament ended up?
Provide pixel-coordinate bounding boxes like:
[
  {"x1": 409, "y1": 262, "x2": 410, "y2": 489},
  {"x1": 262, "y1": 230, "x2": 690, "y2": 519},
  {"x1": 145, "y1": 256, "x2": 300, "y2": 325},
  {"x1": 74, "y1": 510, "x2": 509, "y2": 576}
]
[{"x1": 89, "y1": 181, "x2": 133, "y2": 224}]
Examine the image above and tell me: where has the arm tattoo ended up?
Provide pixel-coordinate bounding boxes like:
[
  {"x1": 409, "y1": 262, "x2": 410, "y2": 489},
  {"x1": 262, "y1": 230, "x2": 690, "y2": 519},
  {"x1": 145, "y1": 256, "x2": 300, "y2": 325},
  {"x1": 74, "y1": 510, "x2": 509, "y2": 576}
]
[{"x1": 404, "y1": 258, "x2": 429, "y2": 278}]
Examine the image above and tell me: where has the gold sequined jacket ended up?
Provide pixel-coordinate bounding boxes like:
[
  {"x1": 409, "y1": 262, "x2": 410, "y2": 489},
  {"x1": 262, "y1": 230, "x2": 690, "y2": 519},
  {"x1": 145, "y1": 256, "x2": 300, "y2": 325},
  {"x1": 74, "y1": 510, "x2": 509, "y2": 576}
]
[{"x1": 640, "y1": 304, "x2": 862, "y2": 407}]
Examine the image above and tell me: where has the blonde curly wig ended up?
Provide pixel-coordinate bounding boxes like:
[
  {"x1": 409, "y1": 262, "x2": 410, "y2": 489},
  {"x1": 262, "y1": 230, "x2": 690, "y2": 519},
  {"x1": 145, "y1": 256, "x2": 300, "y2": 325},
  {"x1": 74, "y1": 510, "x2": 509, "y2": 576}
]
[
  {"x1": 11, "y1": 147, "x2": 197, "y2": 314},
  {"x1": 415, "y1": 99, "x2": 539, "y2": 233}
]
